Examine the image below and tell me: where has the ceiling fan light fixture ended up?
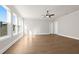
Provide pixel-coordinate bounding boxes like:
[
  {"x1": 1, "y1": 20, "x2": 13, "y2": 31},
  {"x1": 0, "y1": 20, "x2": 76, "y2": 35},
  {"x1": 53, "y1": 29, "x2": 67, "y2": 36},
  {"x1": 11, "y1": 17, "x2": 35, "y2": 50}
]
[{"x1": 46, "y1": 16, "x2": 49, "y2": 18}]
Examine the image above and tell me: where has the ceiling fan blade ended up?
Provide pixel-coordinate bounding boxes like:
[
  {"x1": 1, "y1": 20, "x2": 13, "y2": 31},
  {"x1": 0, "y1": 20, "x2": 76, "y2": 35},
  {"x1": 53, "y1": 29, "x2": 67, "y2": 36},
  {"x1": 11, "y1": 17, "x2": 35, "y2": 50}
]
[
  {"x1": 48, "y1": 14, "x2": 55, "y2": 18},
  {"x1": 50, "y1": 14, "x2": 55, "y2": 16}
]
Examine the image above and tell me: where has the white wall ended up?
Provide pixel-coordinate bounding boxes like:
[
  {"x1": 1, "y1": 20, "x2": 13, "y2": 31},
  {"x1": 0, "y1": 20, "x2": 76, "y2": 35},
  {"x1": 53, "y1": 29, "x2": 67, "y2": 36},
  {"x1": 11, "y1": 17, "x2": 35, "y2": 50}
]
[
  {"x1": 50, "y1": 21, "x2": 58, "y2": 34},
  {"x1": 24, "y1": 18, "x2": 50, "y2": 35},
  {"x1": 56, "y1": 10, "x2": 79, "y2": 40},
  {"x1": 50, "y1": 23, "x2": 54, "y2": 34}
]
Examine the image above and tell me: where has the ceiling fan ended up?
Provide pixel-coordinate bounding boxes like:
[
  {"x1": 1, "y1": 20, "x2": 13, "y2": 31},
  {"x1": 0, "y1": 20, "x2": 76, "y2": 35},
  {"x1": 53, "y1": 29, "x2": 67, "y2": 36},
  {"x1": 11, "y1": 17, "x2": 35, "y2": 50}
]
[{"x1": 42, "y1": 10, "x2": 55, "y2": 18}]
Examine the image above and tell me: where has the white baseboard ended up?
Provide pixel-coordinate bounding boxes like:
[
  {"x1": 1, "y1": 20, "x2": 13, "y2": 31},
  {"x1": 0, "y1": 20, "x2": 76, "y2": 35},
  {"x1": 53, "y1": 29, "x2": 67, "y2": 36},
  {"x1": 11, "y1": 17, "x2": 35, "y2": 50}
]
[
  {"x1": 57, "y1": 34, "x2": 79, "y2": 40},
  {"x1": 0, "y1": 35, "x2": 23, "y2": 54}
]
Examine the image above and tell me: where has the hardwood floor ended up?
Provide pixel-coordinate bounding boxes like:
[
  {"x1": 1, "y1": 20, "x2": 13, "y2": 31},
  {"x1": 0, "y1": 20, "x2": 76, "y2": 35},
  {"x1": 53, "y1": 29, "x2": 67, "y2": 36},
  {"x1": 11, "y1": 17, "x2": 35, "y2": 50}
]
[{"x1": 4, "y1": 34, "x2": 79, "y2": 54}]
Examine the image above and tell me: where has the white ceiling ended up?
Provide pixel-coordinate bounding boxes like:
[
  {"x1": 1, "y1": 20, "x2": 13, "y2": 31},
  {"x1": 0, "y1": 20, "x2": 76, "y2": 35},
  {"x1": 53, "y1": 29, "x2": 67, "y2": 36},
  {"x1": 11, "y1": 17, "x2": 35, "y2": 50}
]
[{"x1": 13, "y1": 5, "x2": 79, "y2": 19}]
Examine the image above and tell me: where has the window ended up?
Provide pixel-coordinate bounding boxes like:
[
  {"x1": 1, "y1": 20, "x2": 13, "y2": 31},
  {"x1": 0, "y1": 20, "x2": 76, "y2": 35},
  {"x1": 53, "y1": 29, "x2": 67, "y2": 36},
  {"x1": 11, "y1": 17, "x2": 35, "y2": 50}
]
[
  {"x1": 0, "y1": 5, "x2": 23, "y2": 38},
  {"x1": 13, "y1": 13, "x2": 18, "y2": 34},
  {"x1": 0, "y1": 6, "x2": 8, "y2": 37},
  {"x1": 18, "y1": 17, "x2": 23, "y2": 33}
]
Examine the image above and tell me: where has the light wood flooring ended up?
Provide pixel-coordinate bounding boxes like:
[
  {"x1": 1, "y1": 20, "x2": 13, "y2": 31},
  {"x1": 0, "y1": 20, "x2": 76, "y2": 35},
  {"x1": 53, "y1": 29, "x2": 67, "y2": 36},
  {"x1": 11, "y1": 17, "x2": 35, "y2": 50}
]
[{"x1": 4, "y1": 34, "x2": 79, "y2": 54}]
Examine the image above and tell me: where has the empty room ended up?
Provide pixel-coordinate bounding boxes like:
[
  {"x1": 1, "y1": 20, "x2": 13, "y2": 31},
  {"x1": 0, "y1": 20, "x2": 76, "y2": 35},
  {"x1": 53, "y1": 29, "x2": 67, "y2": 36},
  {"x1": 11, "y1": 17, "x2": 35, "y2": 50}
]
[{"x1": 0, "y1": 5, "x2": 79, "y2": 54}]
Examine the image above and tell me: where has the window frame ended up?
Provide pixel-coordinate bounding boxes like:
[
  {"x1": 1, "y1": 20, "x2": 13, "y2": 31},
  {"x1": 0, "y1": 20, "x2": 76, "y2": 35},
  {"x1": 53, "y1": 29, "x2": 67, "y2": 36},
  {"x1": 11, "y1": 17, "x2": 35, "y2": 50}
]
[
  {"x1": 0, "y1": 5, "x2": 11, "y2": 39},
  {"x1": 13, "y1": 13, "x2": 18, "y2": 36}
]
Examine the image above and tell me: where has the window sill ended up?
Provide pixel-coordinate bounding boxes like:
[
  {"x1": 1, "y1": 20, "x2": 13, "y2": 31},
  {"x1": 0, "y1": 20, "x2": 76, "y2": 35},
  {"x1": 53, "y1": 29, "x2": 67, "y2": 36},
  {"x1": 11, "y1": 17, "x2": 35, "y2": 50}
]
[
  {"x1": 13, "y1": 33, "x2": 17, "y2": 36},
  {"x1": 0, "y1": 35, "x2": 10, "y2": 41}
]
